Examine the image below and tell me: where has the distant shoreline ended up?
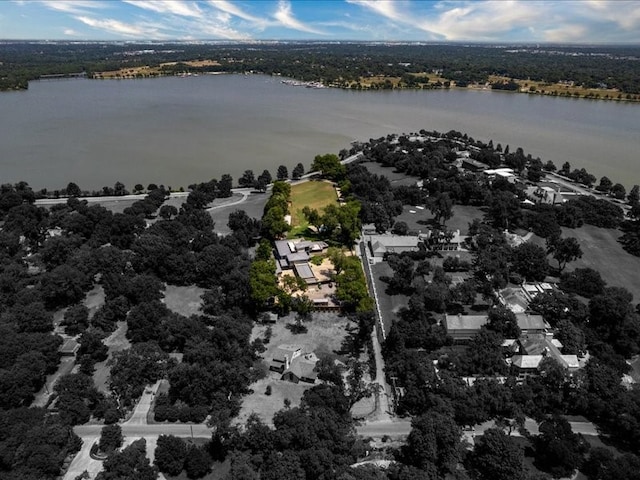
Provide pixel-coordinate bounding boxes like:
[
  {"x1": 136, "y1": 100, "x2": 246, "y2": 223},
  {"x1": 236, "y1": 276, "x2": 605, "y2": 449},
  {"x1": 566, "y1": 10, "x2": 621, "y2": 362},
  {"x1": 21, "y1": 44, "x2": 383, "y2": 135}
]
[{"x1": 25, "y1": 71, "x2": 636, "y2": 104}]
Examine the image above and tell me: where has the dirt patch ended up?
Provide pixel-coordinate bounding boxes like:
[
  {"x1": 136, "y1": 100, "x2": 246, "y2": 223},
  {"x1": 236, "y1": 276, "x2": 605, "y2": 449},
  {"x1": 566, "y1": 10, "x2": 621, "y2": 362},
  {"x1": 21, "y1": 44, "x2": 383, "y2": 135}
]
[{"x1": 163, "y1": 284, "x2": 206, "y2": 317}]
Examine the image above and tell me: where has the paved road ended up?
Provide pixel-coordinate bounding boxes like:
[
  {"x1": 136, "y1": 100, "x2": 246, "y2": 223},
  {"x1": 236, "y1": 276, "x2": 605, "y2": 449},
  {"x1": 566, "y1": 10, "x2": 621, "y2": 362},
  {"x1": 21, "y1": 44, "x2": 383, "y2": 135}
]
[
  {"x1": 356, "y1": 419, "x2": 412, "y2": 438},
  {"x1": 35, "y1": 191, "x2": 190, "y2": 206},
  {"x1": 206, "y1": 189, "x2": 250, "y2": 211},
  {"x1": 32, "y1": 356, "x2": 75, "y2": 407},
  {"x1": 356, "y1": 417, "x2": 599, "y2": 441},
  {"x1": 124, "y1": 381, "x2": 161, "y2": 426}
]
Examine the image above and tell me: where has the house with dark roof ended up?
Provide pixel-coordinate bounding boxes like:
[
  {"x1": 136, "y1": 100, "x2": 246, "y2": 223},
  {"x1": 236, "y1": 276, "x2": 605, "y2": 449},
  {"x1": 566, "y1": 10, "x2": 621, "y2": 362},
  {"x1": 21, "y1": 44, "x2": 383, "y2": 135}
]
[
  {"x1": 461, "y1": 158, "x2": 489, "y2": 172},
  {"x1": 58, "y1": 337, "x2": 79, "y2": 356},
  {"x1": 282, "y1": 353, "x2": 319, "y2": 384},
  {"x1": 269, "y1": 344, "x2": 303, "y2": 374},
  {"x1": 444, "y1": 312, "x2": 549, "y2": 342}
]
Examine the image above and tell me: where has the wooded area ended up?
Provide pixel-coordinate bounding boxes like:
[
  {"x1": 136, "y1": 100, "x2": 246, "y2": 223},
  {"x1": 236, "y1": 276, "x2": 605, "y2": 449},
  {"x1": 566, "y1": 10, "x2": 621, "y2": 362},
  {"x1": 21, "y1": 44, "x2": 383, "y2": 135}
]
[{"x1": 2, "y1": 42, "x2": 640, "y2": 98}]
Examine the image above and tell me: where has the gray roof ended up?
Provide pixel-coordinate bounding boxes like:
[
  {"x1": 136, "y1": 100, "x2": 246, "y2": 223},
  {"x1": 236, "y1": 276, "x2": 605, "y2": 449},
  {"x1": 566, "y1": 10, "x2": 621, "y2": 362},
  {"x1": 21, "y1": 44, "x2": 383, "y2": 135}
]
[
  {"x1": 515, "y1": 313, "x2": 547, "y2": 331},
  {"x1": 369, "y1": 235, "x2": 420, "y2": 249},
  {"x1": 287, "y1": 251, "x2": 310, "y2": 263},
  {"x1": 294, "y1": 262, "x2": 315, "y2": 280},
  {"x1": 444, "y1": 314, "x2": 488, "y2": 331},
  {"x1": 445, "y1": 313, "x2": 547, "y2": 333},
  {"x1": 275, "y1": 240, "x2": 293, "y2": 258}
]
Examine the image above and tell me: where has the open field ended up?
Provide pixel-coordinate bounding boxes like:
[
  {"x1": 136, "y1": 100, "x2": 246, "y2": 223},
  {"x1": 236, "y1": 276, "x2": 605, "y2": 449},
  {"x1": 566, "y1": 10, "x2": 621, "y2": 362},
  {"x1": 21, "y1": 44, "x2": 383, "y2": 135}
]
[
  {"x1": 238, "y1": 312, "x2": 351, "y2": 424},
  {"x1": 487, "y1": 74, "x2": 629, "y2": 100},
  {"x1": 208, "y1": 191, "x2": 268, "y2": 236},
  {"x1": 560, "y1": 225, "x2": 640, "y2": 302},
  {"x1": 353, "y1": 73, "x2": 637, "y2": 101},
  {"x1": 393, "y1": 204, "x2": 483, "y2": 236},
  {"x1": 361, "y1": 162, "x2": 420, "y2": 187},
  {"x1": 163, "y1": 284, "x2": 206, "y2": 317},
  {"x1": 289, "y1": 180, "x2": 337, "y2": 231}
]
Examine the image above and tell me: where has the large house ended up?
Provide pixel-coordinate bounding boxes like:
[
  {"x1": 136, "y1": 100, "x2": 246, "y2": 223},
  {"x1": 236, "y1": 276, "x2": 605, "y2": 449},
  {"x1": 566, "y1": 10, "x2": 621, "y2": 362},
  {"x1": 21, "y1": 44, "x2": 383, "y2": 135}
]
[
  {"x1": 444, "y1": 312, "x2": 549, "y2": 342},
  {"x1": 269, "y1": 344, "x2": 303, "y2": 374},
  {"x1": 268, "y1": 344, "x2": 318, "y2": 384},
  {"x1": 367, "y1": 234, "x2": 422, "y2": 258},
  {"x1": 274, "y1": 238, "x2": 328, "y2": 283}
]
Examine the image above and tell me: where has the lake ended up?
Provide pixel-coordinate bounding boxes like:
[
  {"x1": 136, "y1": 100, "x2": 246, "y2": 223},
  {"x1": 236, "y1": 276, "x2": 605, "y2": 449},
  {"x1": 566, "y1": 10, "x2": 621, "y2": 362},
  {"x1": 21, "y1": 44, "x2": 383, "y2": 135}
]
[{"x1": 1, "y1": 74, "x2": 639, "y2": 191}]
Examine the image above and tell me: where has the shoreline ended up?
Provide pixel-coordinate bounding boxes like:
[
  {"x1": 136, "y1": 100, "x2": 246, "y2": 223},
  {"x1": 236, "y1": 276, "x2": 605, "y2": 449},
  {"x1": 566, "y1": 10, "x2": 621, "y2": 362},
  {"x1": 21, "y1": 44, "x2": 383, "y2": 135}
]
[{"x1": 3, "y1": 71, "x2": 639, "y2": 104}]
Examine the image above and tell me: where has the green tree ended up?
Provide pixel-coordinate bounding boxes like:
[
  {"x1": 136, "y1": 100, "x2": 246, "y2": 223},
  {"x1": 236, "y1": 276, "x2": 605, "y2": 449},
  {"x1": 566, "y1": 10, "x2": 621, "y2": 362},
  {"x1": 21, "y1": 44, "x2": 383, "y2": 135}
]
[
  {"x1": 99, "y1": 424, "x2": 123, "y2": 454},
  {"x1": 292, "y1": 162, "x2": 305, "y2": 180},
  {"x1": 429, "y1": 192, "x2": 453, "y2": 225},
  {"x1": 403, "y1": 411, "x2": 462, "y2": 476},
  {"x1": 512, "y1": 242, "x2": 549, "y2": 281},
  {"x1": 249, "y1": 259, "x2": 279, "y2": 309},
  {"x1": 533, "y1": 416, "x2": 589, "y2": 478},
  {"x1": 62, "y1": 303, "x2": 90, "y2": 335},
  {"x1": 277, "y1": 165, "x2": 289, "y2": 180},
  {"x1": 97, "y1": 438, "x2": 158, "y2": 480},
  {"x1": 597, "y1": 176, "x2": 613, "y2": 193},
  {"x1": 185, "y1": 444, "x2": 211, "y2": 479},
  {"x1": 311, "y1": 153, "x2": 345, "y2": 180},
  {"x1": 547, "y1": 236, "x2": 583, "y2": 272},
  {"x1": 109, "y1": 342, "x2": 170, "y2": 408},
  {"x1": 627, "y1": 184, "x2": 640, "y2": 205},
  {"x1": 155, "y1": 435, "x2": 187, "y2": 476},
  {"x1": 159, "y1": 204, "x2": 178, "y2": 220},
  {"x1": 469, "y1": 428, "x2": 525, "y2": 480},
  {"x1": 487, "y1": 306, "x2": 521, "y2": 338},
  {"x1": 611, "y1": 183, "x2": 626, "y2": 200},
  {"x1": 239, "y1": 170, "x2": 255, "y2": 188},
  {"x1": 67, "y1": 182, "x2": 82, "y2": 197}
]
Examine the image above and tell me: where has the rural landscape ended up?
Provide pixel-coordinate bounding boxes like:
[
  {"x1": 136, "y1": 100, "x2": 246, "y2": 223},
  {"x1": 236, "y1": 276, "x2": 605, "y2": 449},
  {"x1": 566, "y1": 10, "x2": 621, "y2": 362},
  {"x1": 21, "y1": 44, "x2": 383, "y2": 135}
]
[{"x1": 2, "y1": 1, "x2": 640, "y2": 480}]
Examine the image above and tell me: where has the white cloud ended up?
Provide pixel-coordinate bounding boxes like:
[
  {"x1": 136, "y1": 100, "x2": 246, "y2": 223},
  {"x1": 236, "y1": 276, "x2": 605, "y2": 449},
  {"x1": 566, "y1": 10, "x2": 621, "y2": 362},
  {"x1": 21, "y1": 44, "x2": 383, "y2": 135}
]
[
  {"x1": 40, "y1": 0, "x2": 106, "y2": 15},
  {"x1": 420, "y1": 1, "x2": 545, "y2": 41},
  {"x1": 75, "y1": 15, "x2": 166, "y2": 38},
  {"x1": 63, "y1": 28, "x2": 80, "y2": 36},
  {"x1": 544, "y1": 24, "x2": 589, "y2": 43},
  {"x1": 122, "y1": 0, "x2": 203, "y2": 18},
  {"x1": 274, "y1": 0, "x2": 325, "y2": 35},
  {"x1": 209, "y1": 0, "x2": 265, "y2": 24},
  {"x1": 346, "y1": 0, "x2": 405, "y2": 22},
  {"x1": 583, "y1": 0, "x2": 640, "y2": 30}
]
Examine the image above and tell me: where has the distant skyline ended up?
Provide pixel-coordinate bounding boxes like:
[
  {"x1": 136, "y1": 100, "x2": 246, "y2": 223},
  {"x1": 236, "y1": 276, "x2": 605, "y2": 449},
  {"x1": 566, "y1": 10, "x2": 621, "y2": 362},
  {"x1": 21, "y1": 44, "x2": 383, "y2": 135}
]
[{"x1": 2, "y1": 1, "x2": 640, "y2": 44}]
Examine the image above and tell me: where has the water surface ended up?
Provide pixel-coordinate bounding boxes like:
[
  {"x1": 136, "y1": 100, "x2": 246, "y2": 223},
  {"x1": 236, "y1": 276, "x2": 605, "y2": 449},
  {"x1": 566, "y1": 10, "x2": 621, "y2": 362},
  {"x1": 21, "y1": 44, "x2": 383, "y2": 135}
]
[{"x1": 0, "y1": 74, "x2": 638, "y2": 190}]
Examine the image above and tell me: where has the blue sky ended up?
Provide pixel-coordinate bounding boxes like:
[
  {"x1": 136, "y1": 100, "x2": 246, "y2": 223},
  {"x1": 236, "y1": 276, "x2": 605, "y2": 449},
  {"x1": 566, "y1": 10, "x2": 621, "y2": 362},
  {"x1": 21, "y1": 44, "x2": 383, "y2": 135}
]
[{"x1": 2, "y1": 1, "x2": 640, "y2": 43}]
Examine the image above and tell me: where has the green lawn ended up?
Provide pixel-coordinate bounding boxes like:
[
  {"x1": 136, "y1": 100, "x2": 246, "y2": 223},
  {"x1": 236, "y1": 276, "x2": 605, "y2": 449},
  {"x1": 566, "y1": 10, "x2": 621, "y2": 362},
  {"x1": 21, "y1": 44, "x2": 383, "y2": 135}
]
[
  {"x1": 289, "y1": 180, "x2": 338, "y2": 235},
  {"x1": 559, "y1": 225, "x2": 640, "y2": 302}
]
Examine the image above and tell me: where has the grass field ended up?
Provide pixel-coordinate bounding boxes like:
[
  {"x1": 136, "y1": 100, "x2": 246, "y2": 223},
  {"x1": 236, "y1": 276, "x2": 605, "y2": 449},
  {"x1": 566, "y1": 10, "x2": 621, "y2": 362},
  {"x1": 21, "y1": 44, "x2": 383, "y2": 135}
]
[
  {"x1": 163, "y1": 284, "x2": 206, "y2": 317},
  {"x1": 289, "y1": 180, "x2": 338, "y2": 234},
  {"x1": 560, "y1": 225, "x2": 640, "y2": 302}
]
